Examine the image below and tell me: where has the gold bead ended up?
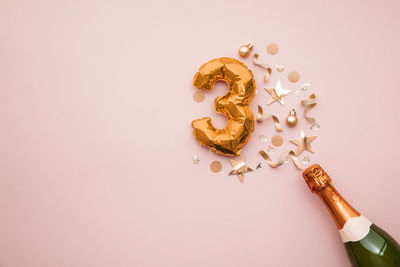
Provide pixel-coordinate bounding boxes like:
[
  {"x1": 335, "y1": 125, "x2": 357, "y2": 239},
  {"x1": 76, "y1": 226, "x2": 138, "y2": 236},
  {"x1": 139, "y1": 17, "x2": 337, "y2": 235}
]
[
  {"x1": 286, "y1": 109, "x2": 298, "y2": 127},
  {"x1": 238, "y1": 43, "x2": 254, "y2": 58}
]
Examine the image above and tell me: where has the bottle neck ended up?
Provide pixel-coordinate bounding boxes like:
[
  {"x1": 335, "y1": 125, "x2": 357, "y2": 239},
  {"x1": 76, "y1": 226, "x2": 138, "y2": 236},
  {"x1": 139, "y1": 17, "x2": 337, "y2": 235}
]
[
  {"x1": 303, "y1": 164, "x2": 373, "y2": 243},
  {"x1": 315, "y1": 184, "x2": 360, "y2": 229}
]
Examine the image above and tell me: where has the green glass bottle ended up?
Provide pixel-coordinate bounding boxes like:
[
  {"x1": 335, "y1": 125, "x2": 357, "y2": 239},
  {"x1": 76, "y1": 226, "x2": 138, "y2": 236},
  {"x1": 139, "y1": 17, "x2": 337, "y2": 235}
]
[{"x1": 303, "y1": 164, "x2": 400, "y2": 267}]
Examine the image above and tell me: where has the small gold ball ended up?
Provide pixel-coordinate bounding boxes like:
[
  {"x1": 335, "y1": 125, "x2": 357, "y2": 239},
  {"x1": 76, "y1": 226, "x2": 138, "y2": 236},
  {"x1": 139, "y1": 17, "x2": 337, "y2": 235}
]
[
  {"x1": 286, "y1": 116, "x2": 297, "y2": 127},
  {"x1": 286, "y1": 109, "x2": 298, "y2": 127},
  {"x1": 238, "y1": 43, "x2": 253, "y2": 58},
  {"x1": 239, "y1": 47, "x2": 249, "y2": 57}
]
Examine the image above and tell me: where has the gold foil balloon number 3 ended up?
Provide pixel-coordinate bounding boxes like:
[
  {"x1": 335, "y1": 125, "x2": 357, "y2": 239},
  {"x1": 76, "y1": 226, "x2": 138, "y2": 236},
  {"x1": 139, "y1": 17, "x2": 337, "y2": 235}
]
[{"x1": 191, "y1": 57, "x2": 256, "y2": 156}]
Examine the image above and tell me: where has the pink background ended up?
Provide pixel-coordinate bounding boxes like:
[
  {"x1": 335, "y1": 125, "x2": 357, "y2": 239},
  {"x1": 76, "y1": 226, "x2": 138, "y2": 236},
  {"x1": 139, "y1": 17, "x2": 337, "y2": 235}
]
[{"x1": 1, "y1": 0, "x2": 400, "y2": 266}]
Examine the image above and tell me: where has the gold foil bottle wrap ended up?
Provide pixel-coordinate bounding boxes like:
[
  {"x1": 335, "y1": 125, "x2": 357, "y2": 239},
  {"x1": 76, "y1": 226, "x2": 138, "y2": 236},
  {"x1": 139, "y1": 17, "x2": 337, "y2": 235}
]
[
  {"x1": 302, "y1": 164, "x2": 360, "y2": 229},
  {"x1": 191, "y1": 57, "x2": 256, "y2": 156},
  {"x1": 302, "y1": 164, "x2": 332, "y2": 192}
]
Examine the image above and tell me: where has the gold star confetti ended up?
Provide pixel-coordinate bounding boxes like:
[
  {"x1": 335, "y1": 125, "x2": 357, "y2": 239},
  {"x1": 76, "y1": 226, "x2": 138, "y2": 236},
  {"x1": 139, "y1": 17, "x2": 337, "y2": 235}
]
[
  {"x1": 289, "y1": 130, "x2": 317, "y2": 155},
  {"x1": 228, "y1": 157, "x2": 253, "y2": 183},
  {"x1": 264, "y1": 79, "x2": 291, "y2": 105}
]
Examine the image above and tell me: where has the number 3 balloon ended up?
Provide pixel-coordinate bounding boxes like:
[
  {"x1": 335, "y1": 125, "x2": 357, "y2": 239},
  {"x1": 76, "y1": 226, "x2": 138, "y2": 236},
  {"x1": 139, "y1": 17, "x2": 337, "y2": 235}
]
[{"x1": 191, "y1": 57, "x2": 256, "y2": 156}]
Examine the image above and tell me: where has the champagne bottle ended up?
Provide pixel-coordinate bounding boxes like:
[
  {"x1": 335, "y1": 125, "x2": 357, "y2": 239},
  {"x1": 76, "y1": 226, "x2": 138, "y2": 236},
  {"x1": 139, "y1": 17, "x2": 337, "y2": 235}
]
[{"x1": 302, "y1": 164, "x2": 400, "y2": 267}]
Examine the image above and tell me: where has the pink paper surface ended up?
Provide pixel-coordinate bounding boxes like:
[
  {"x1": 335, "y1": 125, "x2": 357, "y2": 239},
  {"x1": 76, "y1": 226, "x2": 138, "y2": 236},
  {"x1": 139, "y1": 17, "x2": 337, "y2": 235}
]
[{"x1": 1, "y1": 0, "x2": 399, "y2": 266}]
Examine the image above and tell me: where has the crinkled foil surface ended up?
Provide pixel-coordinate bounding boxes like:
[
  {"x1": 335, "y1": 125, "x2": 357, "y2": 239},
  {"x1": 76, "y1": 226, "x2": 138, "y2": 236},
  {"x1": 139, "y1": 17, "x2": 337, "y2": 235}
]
[{"x1": 192, "y1": 57, "x2": 256, "y2": 156}]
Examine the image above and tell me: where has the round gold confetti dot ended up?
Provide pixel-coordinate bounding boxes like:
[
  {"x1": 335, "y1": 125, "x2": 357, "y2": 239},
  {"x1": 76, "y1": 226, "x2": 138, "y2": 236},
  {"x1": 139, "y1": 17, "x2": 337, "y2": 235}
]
[
  {"x1": 288, "y1": 71, "x2": 300, "y2": 83},
  {"x1": 210, "y1": 160, "x2": 222, "y2": 173},
  {"x1": 267, "y1": 43, "x2": 279, "y2": 55},
  {"x1": 271, "y1": 135, "x2": 284, "y2": 147},
  {"x1": 193, "y1": 91, "x2": 205, "y2": 102}
]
